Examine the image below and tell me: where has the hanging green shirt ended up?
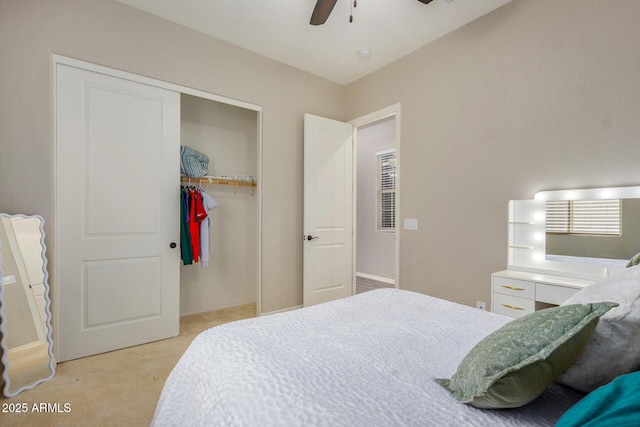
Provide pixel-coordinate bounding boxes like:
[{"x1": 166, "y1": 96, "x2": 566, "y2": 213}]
[{"x1": 180, "y1": 188, "x2": 194, "y2": 265}]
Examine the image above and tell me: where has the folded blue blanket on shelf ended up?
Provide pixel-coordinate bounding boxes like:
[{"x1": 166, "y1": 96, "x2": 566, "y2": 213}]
[{"x1": 180, "y1": 146, "x2": 209, "y2": 178}]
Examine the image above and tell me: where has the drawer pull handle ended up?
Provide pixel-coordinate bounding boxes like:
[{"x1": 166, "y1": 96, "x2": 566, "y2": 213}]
[
  {"x1": 502, "y1": 303, "x2": 525, "y2": 310},
  {"x1": 502, "y1": 285, "x2": 526, "y2": 291}
]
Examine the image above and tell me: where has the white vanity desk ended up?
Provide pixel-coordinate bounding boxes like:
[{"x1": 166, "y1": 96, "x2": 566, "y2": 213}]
[
  {"x1": 492, "y1": 185, "x2": 640, "y2": 318},
  {"x1": 491, "y1": 270, "x2": 594, "y2": 318}
]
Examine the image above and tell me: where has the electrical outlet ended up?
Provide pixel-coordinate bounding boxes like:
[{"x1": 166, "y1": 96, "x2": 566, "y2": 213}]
[{"x1": 476, "y1": 301, "x2": 486, "y2": 311}]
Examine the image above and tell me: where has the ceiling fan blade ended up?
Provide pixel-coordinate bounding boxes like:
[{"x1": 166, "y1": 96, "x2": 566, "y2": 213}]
[
  {"x1": 310, "y1": 0, "x2": 338, "y2": 25},
  {"x1": 417, "y1": 0, "x2": 434, "y2": 4}
]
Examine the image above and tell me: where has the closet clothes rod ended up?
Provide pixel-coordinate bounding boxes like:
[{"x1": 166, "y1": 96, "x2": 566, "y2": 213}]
[{"x1": 180, "y1": 175, "x2": 257, "y2": 187}]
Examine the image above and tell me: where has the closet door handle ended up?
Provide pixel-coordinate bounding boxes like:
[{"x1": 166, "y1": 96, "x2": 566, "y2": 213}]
[
  {"x1": 170, "y1": 242, "x2": 177, "y2": 249},
  {"x1": 306, "y1": 235, "x2": 319, "y2": 241}
]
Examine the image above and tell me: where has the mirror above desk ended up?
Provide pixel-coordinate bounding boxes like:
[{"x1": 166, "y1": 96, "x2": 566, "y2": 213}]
[
  {"x1": 508, "y1": 186, "x2": 640, "y2": 280},
  {"x1": 546, "y1": 198, "x2": 640, "y2": 261},
  {"x1": 0, "y1": 213, "x2": 55, "y2": 397}
]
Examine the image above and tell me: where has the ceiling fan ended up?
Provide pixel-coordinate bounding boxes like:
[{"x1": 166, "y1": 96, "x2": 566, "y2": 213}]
[{"x1": 310, "y1": 0, "x2": 434, "y2": 25}]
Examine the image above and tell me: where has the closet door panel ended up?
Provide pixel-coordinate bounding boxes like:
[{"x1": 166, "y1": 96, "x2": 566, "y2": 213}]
[
  {"x1": 84, "y1": 85, "x2": 161, "y2": 235},
  {"x1": 56, "y1": 64, "x2": 180, "y2": 362},
  {"x1": 84, "y1": 257, "x2": 161, "y2": 326}
]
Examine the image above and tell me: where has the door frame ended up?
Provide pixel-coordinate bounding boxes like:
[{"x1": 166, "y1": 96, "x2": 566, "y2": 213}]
[
  {"x1": 51, "y1": 55, "x2": 265, "y2": 353},
  {"x1": 349, "y1": 103, "x2": 401, "y2": 292}
]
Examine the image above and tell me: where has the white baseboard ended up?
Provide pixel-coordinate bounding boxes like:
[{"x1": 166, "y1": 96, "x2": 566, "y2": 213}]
[
  {"x1": 260, "y1": 305, "x2": 303, "y2": 317},
  {"x1": 356, "y1": 272, "x2": 395, "y2": 285}
]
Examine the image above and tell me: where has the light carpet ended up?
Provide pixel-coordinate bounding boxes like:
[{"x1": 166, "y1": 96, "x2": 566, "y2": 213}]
[{"x1": 0, "y1": 303, "x2": 256, "y2": 426}]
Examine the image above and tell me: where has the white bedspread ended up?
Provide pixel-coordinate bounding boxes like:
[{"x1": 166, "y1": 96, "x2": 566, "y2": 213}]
[{"x1": 152, "y1": 289, "x2": 583, "y2": 426}]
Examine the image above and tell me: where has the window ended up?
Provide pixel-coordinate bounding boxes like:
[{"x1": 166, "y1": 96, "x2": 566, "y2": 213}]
[
  {"x1": 546, "y1": 199, "x2": 621, "y2": 236},
  {"x1": 377, "y1": 149, "x2": 396, "y2": 231}
]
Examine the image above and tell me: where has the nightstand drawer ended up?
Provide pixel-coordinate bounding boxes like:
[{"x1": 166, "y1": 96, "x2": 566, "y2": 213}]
[
  {"x1": 492, "y1": 276, "x2": 535, "y2": 299},
  {"x1": 493, "y1": 293, "x2": 535, "y2": 318},
  {"x1": 536, "y1": 283, "x2": 579, "y2": 305}
]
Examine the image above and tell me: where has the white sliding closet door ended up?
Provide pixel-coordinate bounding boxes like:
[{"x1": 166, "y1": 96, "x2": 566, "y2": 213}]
[{"x1": 55, "y1": 64, "x2": 180, "y2": 361}]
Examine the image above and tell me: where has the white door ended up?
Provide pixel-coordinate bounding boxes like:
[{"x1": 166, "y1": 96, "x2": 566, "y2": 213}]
[
  {"x1": 303, "y1": 114, "x2": 353, "y2": 306},
  {"x1": 55, "y1": 64, "x2": 180, "y2": 361}
]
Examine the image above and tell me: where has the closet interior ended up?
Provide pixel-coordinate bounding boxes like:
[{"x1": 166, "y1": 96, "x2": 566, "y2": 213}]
[{"x1": 179, "y1": 94, "x2": 259, "y2": 316}]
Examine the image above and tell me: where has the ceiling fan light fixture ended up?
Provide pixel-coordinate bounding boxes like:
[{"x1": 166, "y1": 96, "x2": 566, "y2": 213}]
[{"x1": 311, "y1": 0, "x2": 436, "y2": 26}]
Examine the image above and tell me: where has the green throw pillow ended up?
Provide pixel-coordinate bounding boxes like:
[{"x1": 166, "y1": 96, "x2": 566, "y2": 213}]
[
  {"x1": 436, "y1": 302, "x2": 618, "y2": 409},
  {"x1": 626, "y1": 252, "x2": 640, "y2": 268}
]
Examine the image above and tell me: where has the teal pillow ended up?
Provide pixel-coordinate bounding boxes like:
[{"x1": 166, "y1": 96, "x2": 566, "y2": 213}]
[
  {"x1": 436, "y1": 302, "x2": 618, "y2": 409},
  {"x1": 556, "y1": 370, "x2": 640, "y2": 427}
]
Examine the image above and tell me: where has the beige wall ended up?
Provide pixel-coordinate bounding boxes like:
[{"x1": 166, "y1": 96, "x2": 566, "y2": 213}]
[
  {"x1": 3, "y1": 0, "x2": 640, "y2": 316},
  {"x1": 345, "y1": 0, "x2": 640, "y2": 308},
  {"x1": 0, "y1": 0, "x2": 344, "y2": 313}
]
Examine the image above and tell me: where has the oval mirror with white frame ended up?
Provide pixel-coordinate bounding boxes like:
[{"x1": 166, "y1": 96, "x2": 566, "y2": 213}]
[
  {"x1": 0, "y1": 213, "x2": 55, "y2": 397},
  {"x1": 508, "y1": 186, "x2": 640, "y2": 280}
]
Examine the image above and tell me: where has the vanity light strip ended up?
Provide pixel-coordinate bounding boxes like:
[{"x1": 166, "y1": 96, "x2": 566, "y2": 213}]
[{"x1": 535, "y1": 186, "x2": 640, "y2": 201}]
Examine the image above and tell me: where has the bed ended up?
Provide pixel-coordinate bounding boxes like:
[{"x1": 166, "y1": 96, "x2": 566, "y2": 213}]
[{"x1": 152, "y1": 288, "x2": 599, "y2": 426}]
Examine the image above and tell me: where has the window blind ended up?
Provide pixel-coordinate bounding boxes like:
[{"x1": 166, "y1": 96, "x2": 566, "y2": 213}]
[
  {"x1": 377, "y1": 149, "x2": 396, "y2": 231},
  {"x1": 546, "y1": 199, "x2": 621, "y2": 235}
]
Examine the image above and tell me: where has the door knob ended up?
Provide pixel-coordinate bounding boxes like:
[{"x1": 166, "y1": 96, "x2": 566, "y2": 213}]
[
  {"x1": 306, "y1": 235, "x2": 319, "y2": 241},
  {"x1": 170, "y1": 242, "x2": 177, "y2": 248}
]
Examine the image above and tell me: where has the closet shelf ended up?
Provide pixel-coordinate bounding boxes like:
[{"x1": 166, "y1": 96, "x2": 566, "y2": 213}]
[{"x1": 181, "y1": 175, "x2": 257, "y2": 187}]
